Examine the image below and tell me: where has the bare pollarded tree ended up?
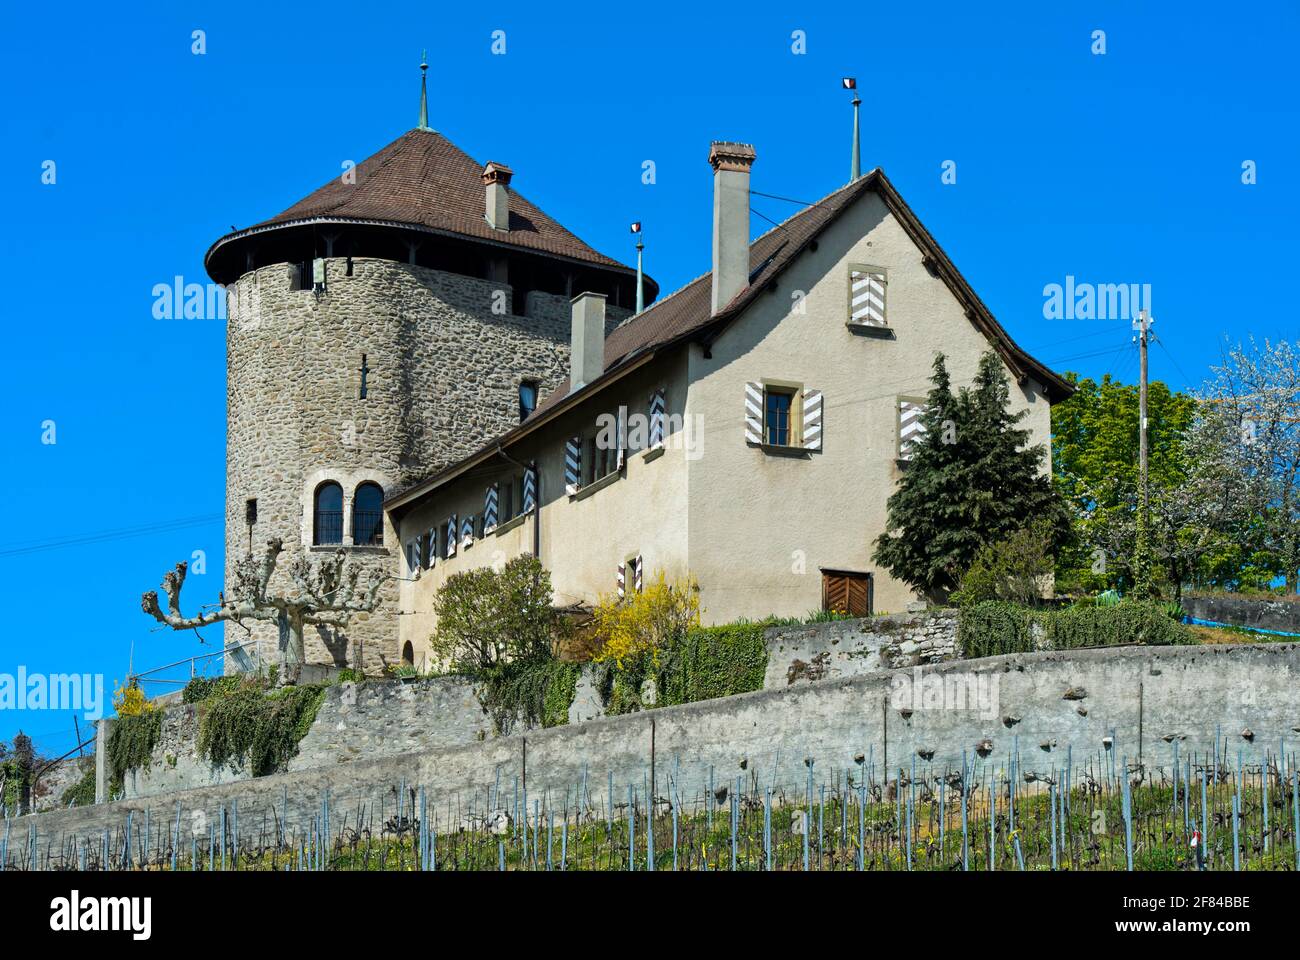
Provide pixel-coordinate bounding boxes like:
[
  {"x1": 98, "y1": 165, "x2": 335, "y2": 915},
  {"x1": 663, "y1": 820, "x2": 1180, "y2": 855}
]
[{"x1": 140, "y1": 538, "x2": 386, "y2": 685}]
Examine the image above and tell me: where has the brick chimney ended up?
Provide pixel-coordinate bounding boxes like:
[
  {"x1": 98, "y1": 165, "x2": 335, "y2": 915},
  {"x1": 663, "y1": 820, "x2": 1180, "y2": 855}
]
[
  {"x1": 708, "y1": 141, "x2": 756, "y2": 314},
  {"x1": 570, "y1": 292, "x2": 606, "y2": 391},
  {"x1": 482, "y1": 161, "x2": 514, "y2": 231}
]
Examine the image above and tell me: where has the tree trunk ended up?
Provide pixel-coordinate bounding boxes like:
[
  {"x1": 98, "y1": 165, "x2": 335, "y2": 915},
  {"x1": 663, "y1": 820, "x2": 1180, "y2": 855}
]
[{"x1": 278, "y1": 610, "x2": 306, "y2": 686}]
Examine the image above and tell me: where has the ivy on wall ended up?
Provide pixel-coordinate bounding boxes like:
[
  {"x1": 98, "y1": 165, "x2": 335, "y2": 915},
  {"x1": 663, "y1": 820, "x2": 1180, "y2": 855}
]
[
  {"x1": 198, "y1": 684, "x2": 327, "y2": 777},
  {"x1": 959, "y1": 600, "x2": 1194, "y2": 659},
  {"x1": 599, "y1": 622, "x2": 771, "y2": 716},
  {"x1": 106, "y1": 710, "x2": 163, "y2": 797},
  {"x1": 476, "y1": 660, "x2": 582, "y2": 735},
  {"x1": 60, "y1": 762, "x2": 97, "y2": 808}
]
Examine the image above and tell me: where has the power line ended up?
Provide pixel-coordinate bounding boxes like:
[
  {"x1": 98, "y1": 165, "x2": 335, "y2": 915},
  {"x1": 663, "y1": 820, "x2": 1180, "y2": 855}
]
[{"x1": 0, "y1": 513, "x2": 223, "y2": 559}]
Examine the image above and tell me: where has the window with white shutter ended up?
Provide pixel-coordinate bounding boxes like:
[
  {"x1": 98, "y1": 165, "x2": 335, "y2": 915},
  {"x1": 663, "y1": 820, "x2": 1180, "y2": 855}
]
[
  {"x1": 898, "y1": 397, "x2": 929, "y2": 461},
  {"x1": 460, "y1": 514, "x2": 475, "y2": 547},
  {"x1": 522, "y1": 466, "x2": 537, "y2": 512},
  {"x1": 848, "y1": 264, "x2": 887, "y2": 327},
  {"x1": 744, "y1": 382, "x2": 763, "y2": 445},
  {"x1": 648, "y1": 388, "x2": 666, "y2": 448},
  {"x1": 483, "y1": 485, "x2": 499, "y2": 533},
  {"x1": 425, "y1": 527, "x2": 436, "y2": 566},
  {"x1": 564, "y1": 438, "x2": 582, "y2": 494},
  {"x1": 802, "y1": 388, "x2": 823, "y2": 451},
  {"x1": 446, "y1": 514, "x2": 457, "y2": 557},
  {"x1": 615, "y1": 408, "x2": 627, "y2": 471}
]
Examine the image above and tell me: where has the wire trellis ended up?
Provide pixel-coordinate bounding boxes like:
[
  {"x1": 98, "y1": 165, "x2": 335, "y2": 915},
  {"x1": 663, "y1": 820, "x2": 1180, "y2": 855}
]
[{"x1": 3, "y1": 739, "x2": 1298, "y2": 872}]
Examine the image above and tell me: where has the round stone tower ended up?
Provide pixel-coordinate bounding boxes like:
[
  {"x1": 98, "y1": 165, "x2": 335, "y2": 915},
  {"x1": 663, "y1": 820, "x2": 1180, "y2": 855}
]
[{"x1": 205, "y1": 117, "x2": 652, "y2": 677}]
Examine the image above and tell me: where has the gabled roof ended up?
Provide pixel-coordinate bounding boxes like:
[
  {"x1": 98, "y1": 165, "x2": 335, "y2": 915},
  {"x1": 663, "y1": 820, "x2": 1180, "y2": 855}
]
[
  {"x1": 386, "y1": 168, "x2": 1073, "y2": 512},
  {"x1": 205, "y1": 128, "x2": 652, "y2": 290},
  {"x1": 531, "y1": 167, "x2": 1072, "y2": 417}
]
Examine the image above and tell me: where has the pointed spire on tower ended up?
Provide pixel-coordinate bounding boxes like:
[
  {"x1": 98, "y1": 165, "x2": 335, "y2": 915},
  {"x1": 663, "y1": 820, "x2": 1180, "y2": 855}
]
[{"x1": 417, "y1": 52, "x2": 431, "y2": 131}]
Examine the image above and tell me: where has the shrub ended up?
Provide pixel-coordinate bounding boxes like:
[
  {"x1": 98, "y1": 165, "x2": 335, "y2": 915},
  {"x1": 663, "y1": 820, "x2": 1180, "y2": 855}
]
[
  {"x1": 431, "y1": 556, "x2": 569, "y2": 672},
  {"x1": 957, "y1": 602, "x2": 1035, "y2": 658},
  {"x1": 959, "y1": 600, "x2": 1194, "y2": 658},
  {"x1": 591, "y1": 571, "x2": 701, "y2": 666},
  {"x1": 951, "y1": 521, "x2": 1056, "y2": 607},
  {"x1": 113, "y1": 681, "x2": 154, "y2": 717},
  {"x1": 0, "y1": 733, "x2": 36, "y2": 810},
  {"x1": 182, "y1": 675, "x2": 242, "y2": 704}
]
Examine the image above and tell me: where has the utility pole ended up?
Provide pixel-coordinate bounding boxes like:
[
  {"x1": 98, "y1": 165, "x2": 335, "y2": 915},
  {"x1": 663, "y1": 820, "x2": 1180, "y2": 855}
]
[{"x1": 1133, "y1": 309, "x2": 1154, "y2": 597}]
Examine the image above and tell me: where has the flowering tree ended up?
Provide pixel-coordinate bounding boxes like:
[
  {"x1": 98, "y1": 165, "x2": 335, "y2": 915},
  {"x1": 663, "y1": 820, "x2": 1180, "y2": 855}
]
[{"x1": 1201, "y1": 338, "x2": 1300, "y2": 591}]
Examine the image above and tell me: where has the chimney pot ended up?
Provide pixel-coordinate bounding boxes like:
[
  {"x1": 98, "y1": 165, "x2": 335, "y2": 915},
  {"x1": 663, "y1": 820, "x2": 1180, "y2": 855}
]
[
  {"x1": 569, "y1": 292, "x2": 607, "y2": 391},
  {"x1": 708, "y1": 142, "x2": 756, "y2": 314},
  {"x1": 482, "y1": 161, "x2": 514, "y2": 231}
]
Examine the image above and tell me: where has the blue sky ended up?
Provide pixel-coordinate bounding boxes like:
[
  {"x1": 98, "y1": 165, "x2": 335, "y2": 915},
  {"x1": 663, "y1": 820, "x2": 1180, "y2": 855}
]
[{"x1": 2, "y1": 0, "x2": 1297, "y2": 753}]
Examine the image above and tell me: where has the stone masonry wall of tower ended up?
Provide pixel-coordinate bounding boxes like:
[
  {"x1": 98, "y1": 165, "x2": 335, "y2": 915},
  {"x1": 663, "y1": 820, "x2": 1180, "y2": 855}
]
[{"x1": 224, "y1": 255, "x2": 629, "y2": 675}]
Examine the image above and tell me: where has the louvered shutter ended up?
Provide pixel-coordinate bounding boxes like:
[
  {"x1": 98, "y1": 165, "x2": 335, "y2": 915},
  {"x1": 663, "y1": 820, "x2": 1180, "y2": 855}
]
[
  {"x1": 617, "y1": 561, "x2": 626, "y2": 599},
  {"x1": 898, "y1": 399, "x2": 929, "y2": 461},
  {"x1": 616, "y1": 408, "x2": 627, "y2": 471},
  {"x1": 634, "y1": 554, "x2": 644, "y2": 593},
  {"x1": 446, "y1": 514, "x2": 457, "y2": 557},
  {"x1": 648, "y1": 388, "x2": 666, "y2": 448},
  {"x1": 564, "y1": 438, "x2": 582, "y2": 494},
  {"x1": 461, "y1": 514, "x2": 475, "y2": 547},
  {"x1": 744, "y1": 382, "x2": 763, "y2": 444},
  {"x1": 483, "y1": 485, "x2": 499, "y2": 533},
  {"x1": 426, "y1": 527, "x2": 436, "y2": 566},
  {"x1": 414, "y1": 534, "x2": 424, "y2": 571},
  {"x1": 802, "y1": 389, "x2": 823, "y2": 451},
  {"x1": 849, "y1": 268, "x2": 887, "y2": 326},
  {"x1": 846, "y1": 576, "x2": 870, "y2": 617},
  {"x1": 522, "y1": 465, "x2": 537, "y2": 512}
]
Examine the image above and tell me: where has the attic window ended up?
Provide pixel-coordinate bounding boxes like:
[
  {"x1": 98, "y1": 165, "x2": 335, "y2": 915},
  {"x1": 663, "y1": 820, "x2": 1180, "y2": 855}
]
[{"x1": 848, "y1": 264, "x2": 887, "y2": 327}]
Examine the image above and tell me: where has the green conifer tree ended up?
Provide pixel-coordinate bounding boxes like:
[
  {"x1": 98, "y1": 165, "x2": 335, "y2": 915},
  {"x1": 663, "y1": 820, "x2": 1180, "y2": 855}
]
[{"x1": 874, "y1": 352, "x2": 1069, "y2": 599}]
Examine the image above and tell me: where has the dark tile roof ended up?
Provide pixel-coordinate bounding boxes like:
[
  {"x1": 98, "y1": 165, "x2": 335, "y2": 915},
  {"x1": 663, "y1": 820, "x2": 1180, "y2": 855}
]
[
  {"x1": 529, "y1": 175, "x2": 874, "y2": 419},
  {"x1": 530, "y1": 169, "x2": 1071, "y2": 419},
  {"x1": 212, "y1": 128, "x2": 641, "y2": 276},
  {"x1": 387, "y1": 168, "x2": 1072, "y2": 511}
]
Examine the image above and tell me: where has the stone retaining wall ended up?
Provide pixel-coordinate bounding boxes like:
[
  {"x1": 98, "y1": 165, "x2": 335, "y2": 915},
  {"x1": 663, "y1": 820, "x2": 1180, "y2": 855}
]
[{"x1": 21, "y1": 643, "x2": 1299, "y2": 860}]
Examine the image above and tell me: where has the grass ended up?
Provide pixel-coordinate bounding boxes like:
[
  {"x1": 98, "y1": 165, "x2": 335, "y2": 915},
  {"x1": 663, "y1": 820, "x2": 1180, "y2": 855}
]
[{"x1": 1189, "y1": 624, "x2": 1298, "y2": 645}]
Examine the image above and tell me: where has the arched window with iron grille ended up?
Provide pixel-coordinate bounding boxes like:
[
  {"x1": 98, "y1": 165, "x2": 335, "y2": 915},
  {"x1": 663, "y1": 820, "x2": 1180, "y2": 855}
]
[
  {"x1": 353, "y1": 482, "x2": 384, "y2": 546},
  {"x1": 313, "y1": 481, "x2": 344, "y2": 545}
]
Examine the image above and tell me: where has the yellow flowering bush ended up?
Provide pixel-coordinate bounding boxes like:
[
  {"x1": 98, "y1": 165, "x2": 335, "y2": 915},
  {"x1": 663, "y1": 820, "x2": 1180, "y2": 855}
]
[
  {"x1": 112, "y1": 681, "x2": 154, "y2": 718},
  {"x1": 591, "y1": 571, "x2": 700, "y2": 666}
]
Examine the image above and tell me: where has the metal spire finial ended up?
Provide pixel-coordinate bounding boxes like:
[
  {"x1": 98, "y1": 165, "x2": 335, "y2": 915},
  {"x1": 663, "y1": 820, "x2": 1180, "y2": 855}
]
[
  {"x1": 842, "y1": 78, "x2": 861, "y2": 181},
  {"x1": 418, "y1": 52, "x2": 430, "y2": 131}
]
